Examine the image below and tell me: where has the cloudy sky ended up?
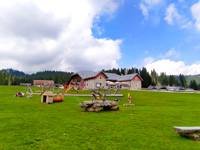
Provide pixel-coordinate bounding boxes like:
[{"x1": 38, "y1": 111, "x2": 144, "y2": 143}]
[{"x1": 0, "y1": 0, "x2": 200, "y2": 75}]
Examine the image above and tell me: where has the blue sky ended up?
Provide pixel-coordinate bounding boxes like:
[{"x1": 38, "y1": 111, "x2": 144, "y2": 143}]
[
  {"x1": 92, "y1": 0, "x2": 200, "y2": 75},
  {"x1": 0, "y1": 0, "x2": 200, "y2": 75}
]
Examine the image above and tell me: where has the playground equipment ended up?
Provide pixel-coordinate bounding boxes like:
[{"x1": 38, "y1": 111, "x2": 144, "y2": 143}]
[
  {"x1": 65, "y1": 86, "x2": 78, "y2": 93},
  {"x1": 41, "y1": 91, "x2": 64, "y2": 104},
  {"x1": 78, "y1": 89, "x2": 119, "y2": 112},
  {"x1": 41, "y1": 91, "x2": 54, "y2": 104},
  {"x1": 106, "y1": 81, "x2": 130, "y2": 94},
  {"x1": 53, "y1": 92, "x2": 64, "y2": 102},
  {"x1": 27, "y1": 84, "x2": 34, "y2": 98},
  {"x1": 53, "y1": 97, "x2": 63, "y2": 102}
]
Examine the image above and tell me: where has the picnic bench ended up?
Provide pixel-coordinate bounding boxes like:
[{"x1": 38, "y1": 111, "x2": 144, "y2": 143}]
[{"x1": 173, "y1": 126, "x2": 200, "y2": 141}]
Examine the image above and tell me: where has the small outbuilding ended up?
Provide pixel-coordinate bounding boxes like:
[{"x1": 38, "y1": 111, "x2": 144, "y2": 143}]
[
  {"x1": 41, "y1": 91, "x2": 54, "y2": 104},
  {"x1": 57, "y1": 91, "x2": 64, "y2": 100}
]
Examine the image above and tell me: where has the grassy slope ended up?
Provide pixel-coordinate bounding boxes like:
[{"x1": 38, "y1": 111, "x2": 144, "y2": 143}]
[{"x1": 0, "y1": 86, "x2": 200, "y2": 150}]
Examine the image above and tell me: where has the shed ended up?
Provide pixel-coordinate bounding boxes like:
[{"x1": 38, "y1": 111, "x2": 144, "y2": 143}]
[
  {"x1": 41, "y1": 91, "x2": 54, "y2": 104},
  {"x1": 57, "y1": 91, "x2": 64, "y2": 100}
]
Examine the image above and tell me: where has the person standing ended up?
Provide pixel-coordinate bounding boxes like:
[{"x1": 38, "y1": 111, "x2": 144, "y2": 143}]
[{"x1": 128, "y1": 93, "x2": 132, "y2": 103}]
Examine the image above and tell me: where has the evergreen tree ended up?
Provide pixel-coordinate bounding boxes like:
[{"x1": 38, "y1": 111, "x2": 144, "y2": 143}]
[
  {"x1": 179, "y1": 74, "x2": 187, "y2": 88},
  {"x1": 8, "y1": 74, "x2": 12, "y2": 86},
  {"x1": 140, "y1": 67, "x2": 151, "y2": 88},
  {"x1": 168, "y1": 75, "x2": 176, "y2": 86},
  {"x1": 12, "y1": 75, "x2": 17, "y2": 85},
  {"x1": 159, "y1": 72, "x2": 168, "y2": 85},
  {"x1": 189, "y1": 80, "x2": 198, "y2": 90},
  {"x1": 151, "y1": 69, "x2": 158, "y2": 86},
  {"x1": 198, "y1": 84, "x2": 200, "y2": 90}
]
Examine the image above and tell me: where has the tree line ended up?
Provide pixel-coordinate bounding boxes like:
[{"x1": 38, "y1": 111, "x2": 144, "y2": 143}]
[
  {"x1": 1, "y1": 68, "x2": 200, "y2": 90},
  {"x1": 0, "y1": 70, "x2": 72, "y2": 86}
]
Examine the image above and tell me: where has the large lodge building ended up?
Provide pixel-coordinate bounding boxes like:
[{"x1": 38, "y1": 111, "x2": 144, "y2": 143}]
[{"x1": 67, "y1": 71, "x2": 143, "y2": 90}]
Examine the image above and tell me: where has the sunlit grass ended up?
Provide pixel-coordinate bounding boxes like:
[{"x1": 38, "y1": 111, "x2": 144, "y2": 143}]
[{"x1": 0, "y1": 86, "x2": 200, "y2": 149}]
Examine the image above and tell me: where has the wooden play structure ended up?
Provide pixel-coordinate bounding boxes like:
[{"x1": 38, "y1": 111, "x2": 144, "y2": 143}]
[
  {"x1": 78, "y1": 89, "x2": 119, "y2": 112},
  {"x1": 41, "y1": 91, "x2": 64, "y2": 103},
  {"x1": 53, "y1": 92, "x2": 64, "y2": 102},
  {"x1": 41, "y1": 91, "x2": 54, "y2": 104},
  {"x1": 174, "y1": 126, "x2": 200, "y2": 141}
]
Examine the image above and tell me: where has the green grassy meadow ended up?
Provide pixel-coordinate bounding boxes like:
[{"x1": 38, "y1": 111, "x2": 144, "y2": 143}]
[{"x1": 0, "y1": 86, "x2": 200, "y2": 150}]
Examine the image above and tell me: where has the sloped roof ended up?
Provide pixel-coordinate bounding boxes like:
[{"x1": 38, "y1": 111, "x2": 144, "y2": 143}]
[
  {"x1": 67, "y1": 71, "x2": 107, "y2": 84},
  {"x1": 104, "y1": 72, "x2": 121, "y2": 81},
  {"x1": 118, "y1": 73, "x2": 143, "y2": 81},
  {"x1": 77, "y1": 71, "x2": 104, "y2": 79},
  {"x1": 41, "y1": 91, "x2": 54, "y2": 96},
  {"x1": 67, "y1": 71, "x2": 143, "y2": 84}
]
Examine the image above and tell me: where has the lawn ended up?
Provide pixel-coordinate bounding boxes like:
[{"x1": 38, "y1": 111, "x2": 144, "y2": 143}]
[{"x1": 0, "y1": 86, "x2": 200, "y2": 150}]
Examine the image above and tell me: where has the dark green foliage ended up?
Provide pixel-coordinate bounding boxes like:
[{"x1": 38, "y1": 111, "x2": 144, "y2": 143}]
[
  {"x1": 159, "y1": 72, "x2": 168, "y2": 85},
  {"x1": 185, "y1": 75, "x2": 200, "y2": 85},
  {"x1": 179, "y1": 74, "x2": 187, "y2": 88},
  {"x1": 0, "y1": 68, "x2": 25, "y2": 76},
  {"x1": 189, "y1": 80, "x2": 198, "y2": 90},
  {"x1": 151, "y1": 69, "x2": 158, "y2": 86},
  {"x1": 18, "y1": 71, "x2": 73, "y2": 85},
  {"x1": 140, "y1": 67, "x2": 151, "y2": 88},
  {"x1": 104, "y1": 67, "x2": 139, "y2": 75},
  {"x1": 0, "y1": 70, "x2": 73, "y2": 85},
  {"x1": 168, "y1": 75, "x2": 176, "y2": 86}
]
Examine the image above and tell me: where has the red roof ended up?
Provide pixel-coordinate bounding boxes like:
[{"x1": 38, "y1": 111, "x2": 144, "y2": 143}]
[{"x1": 33, "y1": 80, "x2": 54, "y2": 85}]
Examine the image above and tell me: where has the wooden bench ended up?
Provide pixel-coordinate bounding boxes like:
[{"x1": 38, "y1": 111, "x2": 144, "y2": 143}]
[{"x1": 173, "y1": 127, "x2": 200, "y2": 141}]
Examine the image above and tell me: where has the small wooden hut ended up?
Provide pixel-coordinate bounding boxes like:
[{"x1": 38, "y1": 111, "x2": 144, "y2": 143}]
[
  {"x1": 57, "y1": 92, "x2": 64, "y2": 100},
  {"x1": 41, "y1": 91, "x2": 54, "y2": 104}
]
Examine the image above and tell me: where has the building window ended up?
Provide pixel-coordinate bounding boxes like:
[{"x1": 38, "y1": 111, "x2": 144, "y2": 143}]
[
  {"x1": 96, "y1": 83, "x2": 101, "y2": 87},
  {"x1": 100, "y1": 76, "x2": 102, "y2": 79}
]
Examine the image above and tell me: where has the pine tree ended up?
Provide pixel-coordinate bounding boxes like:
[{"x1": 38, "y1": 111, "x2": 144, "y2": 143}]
[
  {"x1": 151, "y1": 69, "x2": 158, "y2": 86},
  {"x1": 189, "y1": 80, "x2": 198, "y2": 90},
  {"x1": 168, "y1": 75, "x2": 176, "y2": 86},
  {"x1": 179, "y1": 74, "x2": 187, "y2": 88},
  {"x1": 140, "y1": 67, "x2": 151, "y2": 88},
  {"x1": 159, "y1": 72, "x2": 168, "y2": 86}
]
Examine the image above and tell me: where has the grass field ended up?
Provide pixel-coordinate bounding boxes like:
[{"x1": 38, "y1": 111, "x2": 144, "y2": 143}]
[{"x1": 0, "y1": 86, "x2": 200, "y2": 150}]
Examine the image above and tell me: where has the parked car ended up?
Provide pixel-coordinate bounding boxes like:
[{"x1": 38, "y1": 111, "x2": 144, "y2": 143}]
[
  {"x1": 174, "y1": 87, "x2": 185, "y2": 91},
  {"x1": 157, "y1": 86, "x2": 167, "y2": 90},
  {"x1": 185, "y1": 88, "x2": 194, "y2": 92},
  {"x1": 147, "y1": 86, "x2": 157, "y2": 90}
]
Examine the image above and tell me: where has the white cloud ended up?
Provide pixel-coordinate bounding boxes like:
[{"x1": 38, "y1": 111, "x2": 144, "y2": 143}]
[
  {"x1": 145, "y1": 59, "x2": 200, "y2": 75},
  {"x1": 165, "y1": 3, "x2": 181, "y2": 25},
  {"x1": 140, "y1": 3, "x2": 149, "y2": 17},
  {"x1": 144, "y1": 0, "x2": 162, "y2": 6},
  {"x1": 139, "y1": 0, "x2": 163, "y2": 18},
  {"x1": 191, "y1": 0, "x2": 200, "y2": 32},
  {"x1": 181, "y1": 21, "x2": 192, "y2": 29},
  {"x1": 159, "y1": 48, "x2": 179, "y2": 58},
  {"x1": 0, "y1": 0, "x2": 122, "y2": 73},
  {"x1": 144, "y1": 57, "x2": 154, "y2": 65}
]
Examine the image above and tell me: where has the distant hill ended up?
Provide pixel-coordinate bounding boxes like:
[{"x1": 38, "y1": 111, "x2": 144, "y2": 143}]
[
  {"x1": 0, "y1": 68, "x2": 26, "y2": 76},
  {"x1": 0, "y1": 69, "x2": 73, "y2": 85},
  {"x1": 185, "y1": 75, "x2": 200, "y2": 85}
]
